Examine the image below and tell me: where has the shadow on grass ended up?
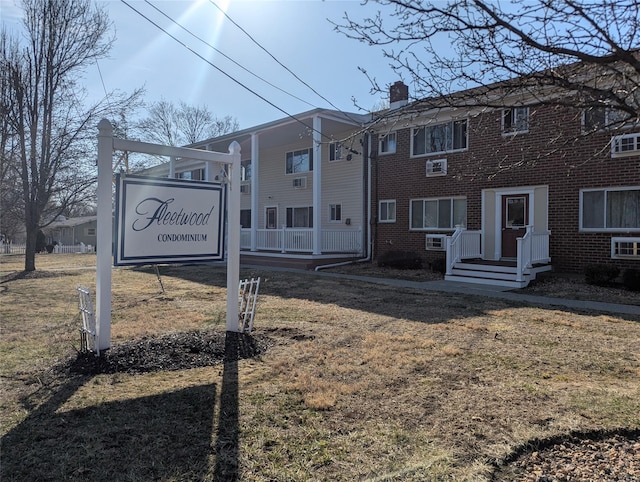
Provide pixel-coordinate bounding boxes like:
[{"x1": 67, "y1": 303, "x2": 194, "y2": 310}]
[
  {"x1": 1, "y1": 375, "x2": 217, "y2": 481},
  {"x1": 213, "y1": 331, "x2": 242, "y2": 481}
]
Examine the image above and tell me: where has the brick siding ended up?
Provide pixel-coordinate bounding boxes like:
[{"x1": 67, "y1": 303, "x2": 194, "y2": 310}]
[{"x1": 371, "y1": 105, "x2": 640, "y2": 273}]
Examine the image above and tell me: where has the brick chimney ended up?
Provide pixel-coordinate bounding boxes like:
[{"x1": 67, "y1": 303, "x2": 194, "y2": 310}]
[{"x1": 389, "y1": 81, "x2": 409, "y2": 109}]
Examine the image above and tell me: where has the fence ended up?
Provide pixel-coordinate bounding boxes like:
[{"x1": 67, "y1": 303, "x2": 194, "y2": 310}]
[{"x1": 0, "y1": 243, "x2": 94, "y2": 255}]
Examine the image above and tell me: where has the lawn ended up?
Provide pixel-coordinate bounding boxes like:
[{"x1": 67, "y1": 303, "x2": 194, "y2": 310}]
[{"x1": 1, "y1": 254, "x2": 639, "y2": 481}]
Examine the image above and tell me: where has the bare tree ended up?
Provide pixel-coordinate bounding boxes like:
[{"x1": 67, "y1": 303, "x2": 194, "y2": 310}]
[
  {"x1": 137, "y1": 99, "x2": 239, "y2": 147},
  {"x1": 1, "y1": 0, "x2": 142, "y2": 271},
  {"x1": 335, "y1": 0, "x2": 640, "y2": 128}
]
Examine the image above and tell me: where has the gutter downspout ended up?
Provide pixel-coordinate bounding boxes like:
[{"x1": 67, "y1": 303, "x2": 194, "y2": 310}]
[{"x1": 315, "y1": 130, "x2": 373, "y2": 271}]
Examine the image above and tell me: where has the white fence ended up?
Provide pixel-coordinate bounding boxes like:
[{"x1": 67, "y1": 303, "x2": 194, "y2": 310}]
[{"x1": 0, "y1": 243, "x2": 94, "y2": 255}]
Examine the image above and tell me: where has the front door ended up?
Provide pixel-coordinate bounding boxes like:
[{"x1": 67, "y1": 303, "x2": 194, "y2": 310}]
[
  {"x1": 266, "y1": 207, "x2": 277, "y2": 229},
  {"x1": 501, "y1": 194, "x2": 528, "y2": 258}
]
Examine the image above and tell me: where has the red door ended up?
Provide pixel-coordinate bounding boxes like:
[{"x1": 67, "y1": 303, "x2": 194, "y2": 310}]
[{"x1": 502, "y1": 194, "x2": 528, "y2": 258}]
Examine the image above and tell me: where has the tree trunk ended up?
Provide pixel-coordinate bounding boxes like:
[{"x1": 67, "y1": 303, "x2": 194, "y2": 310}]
[{"x1": 24, "y1": 221, "x2": 37, "y2": 272}]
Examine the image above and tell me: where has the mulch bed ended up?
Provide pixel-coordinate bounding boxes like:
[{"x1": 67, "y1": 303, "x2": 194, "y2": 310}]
[
  {"x1": 63, "y1": 330, "x2": 270, "y2": 375},
  {"x1": 492, "y1": 429, "x2": 640, "y2": 481}
]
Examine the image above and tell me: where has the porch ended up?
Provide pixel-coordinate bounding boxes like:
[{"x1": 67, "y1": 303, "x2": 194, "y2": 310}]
[
  {"x1": 444, "y1": 226, "x2": 551, "y2": 288},
  {"x1": 239, "y1": 227, "x2": 364, "y2": 269}
]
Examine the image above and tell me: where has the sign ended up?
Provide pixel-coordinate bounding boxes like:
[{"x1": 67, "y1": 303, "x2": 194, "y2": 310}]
[{"x1": 114, "y1": 174, "x2": 226, "y2": 265}]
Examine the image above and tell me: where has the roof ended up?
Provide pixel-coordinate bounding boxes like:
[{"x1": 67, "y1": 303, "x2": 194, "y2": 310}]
[{"x1": 47, "y1": 216, "x2": 97, "y2": 229}]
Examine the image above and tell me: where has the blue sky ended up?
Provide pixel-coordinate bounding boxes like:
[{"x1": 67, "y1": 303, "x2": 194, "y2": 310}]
[{"x1": 2, "y1": 0, "x2": 399, "y2": 129}]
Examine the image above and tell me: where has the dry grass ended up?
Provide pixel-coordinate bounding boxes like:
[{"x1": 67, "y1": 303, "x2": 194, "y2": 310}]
[{"x1": 1, "y1": 253, "x2": 639, "y2": 481}]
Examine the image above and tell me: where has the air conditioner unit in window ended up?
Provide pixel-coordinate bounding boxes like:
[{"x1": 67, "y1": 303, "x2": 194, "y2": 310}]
[
  {"x1": 240, "y1": 183, "x2": 251, "y2": 194},
  {"x1": 292, "y1": 177, "x2": 307, "y2": 189},
  {"x1": 425, "y1": 234, "x2": 447, "y2": 251},
  {"x1": 426, "y1": 159, "x2": 447, "y2": 176}
]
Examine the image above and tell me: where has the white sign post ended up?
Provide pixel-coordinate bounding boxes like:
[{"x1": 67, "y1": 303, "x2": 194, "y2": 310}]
[{"x1": 96, "y1": 119, "x2": 242, "y2": 352}]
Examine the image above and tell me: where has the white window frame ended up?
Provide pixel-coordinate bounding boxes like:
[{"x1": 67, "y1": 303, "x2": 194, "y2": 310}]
[
  {"x1": 426, "y1": 159, "x2": 447, "y2": 177},
  {"x1": 611, "y1": 133, "x2": 640, "y2": 158},
  {"x1": 329, "y1": 203, "x2": 342, "y2": 223},
  {"x1": 329, "y1": 142, "x2": 343, "y2": 162},
  {"x1": 502, "y1": 107, "x2": 529, "y2": 135},
  {"x1": 410, "y1": 197, "x2": 467, "y2": 231},
  {"x1": 379, "y1": 132, "x2": 397, "y2": 155},
  {"x1": 379, "y1": 200, "x2": 396, "y2": 223},
  {"x1": 286, "y1": 206, "x2": 313, "y2": 228},
  {"x1": 580, "y1": 186, "x2": 640, "y2": 232},
  {"x1": 241, "y1": 159, "x2": 252, "y2": 181},
  {"x1": 611, "y1": 237, "x2": 640, "y2": 259},
  {"x1": 286, "y1": 148, "x2": 313, "y2": 174},
  {"x1": 583, "y1": 107, "x2": 633, "y2": 132},
  {"x1": 411, "y1": 120, "x2": 468, "y2": 157}
]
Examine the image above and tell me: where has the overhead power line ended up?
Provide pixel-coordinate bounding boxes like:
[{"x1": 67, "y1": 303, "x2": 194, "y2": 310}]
[
  {"x1": 143, "y1": 0, "x2": 318, "y2": 110},
  {"x1": 207, "y1": 0, "x2": 365, "y2": 125}
]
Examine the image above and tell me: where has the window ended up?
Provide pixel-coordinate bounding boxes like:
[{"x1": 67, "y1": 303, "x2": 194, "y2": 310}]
[
  {"x1": 611, "y1": 238, "x2": 640, "y2": 259},
  {"x1": 86, "y1": 227, "x2": 96, "y2": 236},
  {"x1": 584, "y1": 107, "x2": 630, "y2": 131},
  {"x1": 581, "y1": 187, "x2": 640, "y2": 231},
  {"x1": 426, "y1": 159, "x2": 447, "y2": 177},
  {"x1": 286, "y1": 148, "x2": 313, "y2": 174},
  {"x1": 329, "y1": 142, "x2": 342, "y2": 161},
  {"x1": 240, "y1": 209, "x2": 251, "y2": 228},
  {"x1": 503, "y1": 107, "x2": 529, "y2": 134},
  {"x1": 241, "y1": 160, "x2": 252, "y2": 181},
  {"x1": 379, "y1": 200, "x2": 396, "y2": 223},
  {"x1": 379, "y1": 132, "x2": 397, "y2": 154},
  {"x1": 240, "y1": 183, "x2": 251, "y2": 194},
  {"x1": 286, "y1": 207, "x2": 313, "y2": 228},
  {"x1": 176, "y1": 168, "x2": 204, "y2": 181},
  {"x1": 410, "y1": 197, "x2": 466, "y2": 230},
  {"x1": 611, "y1": 133, "x2": 640, "y2": 157},
  {"x1": 329, "y1": 204, "x2": 342, "y2": 222},
  {"x1": 412, "y1": 120, "x2": 467, "y2": 156}
]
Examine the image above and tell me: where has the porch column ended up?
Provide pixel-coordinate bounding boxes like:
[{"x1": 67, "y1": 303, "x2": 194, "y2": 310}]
[
  {"x1": 251, "y1": 132, "x2": 259, "y2": 252},
  {"x1": 168, "y1": 156, "x2": 175, "y2": 178},
  {"x1": 312, "y1": 115, "x2": 322, "y2": 255}
]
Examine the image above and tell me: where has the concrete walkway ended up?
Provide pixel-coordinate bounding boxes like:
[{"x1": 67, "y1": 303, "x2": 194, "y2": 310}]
[{"x1": 253, "y1": 266, "x2": 640, "y2": 317}]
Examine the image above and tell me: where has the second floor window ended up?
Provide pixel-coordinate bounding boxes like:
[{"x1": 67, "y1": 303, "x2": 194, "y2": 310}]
[
  {"x1": 412, "y1": 120, "x2": 467, "y2": 156},
  {"x1": 176, "y1": 168, "x2": 204, "y2": 181},
  {"x1": 379, "y1": 132, "x2": 397, "y2": 154},
  {"x1": 286, "y1": 148, "x2": 313, "y2": 174},
  {"x1": 241, "y1": 160, "x2": 252, "y2": 181},
  {"x1": 329, "y1": 142, "x2": 342, "y2": 161},
  {"x1": 503, "y1": 107, "x2": 529, "y2": 134}
]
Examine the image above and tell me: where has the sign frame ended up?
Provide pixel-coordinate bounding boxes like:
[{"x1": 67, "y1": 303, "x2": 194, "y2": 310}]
[{"x1": 114, "y1": 174, "x2": 226, "y2": 266}]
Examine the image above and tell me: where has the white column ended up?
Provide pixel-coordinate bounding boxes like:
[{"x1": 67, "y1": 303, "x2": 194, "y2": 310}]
[
  {"x1": 312, "y1": 116, "x2": 322, "y2": 255},
  {"x1": 226, "y1": 141, "x2": 242, "y2": 332},
  {"x1": 168, "y1": 156, "x2": 175, "y2": 178},
  {"x1": 250, "y1": 132, "x2": 259, "y2": 252},
  {"x1": 96, "y1": 119, "x2": 114, "y2": 352}
]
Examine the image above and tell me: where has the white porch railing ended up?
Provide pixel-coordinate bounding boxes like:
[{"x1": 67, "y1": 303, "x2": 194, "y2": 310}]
[
  {"x1": 516, "y1": 226, "x2": 551, "y2": 282},
  {"x1": 241, "y1": 227, "x2": 362, "y2": 254},
  {"x1": 445, "y1": 227, "x2": 482, "y2": 275}
]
